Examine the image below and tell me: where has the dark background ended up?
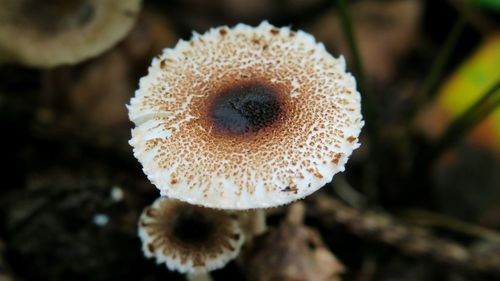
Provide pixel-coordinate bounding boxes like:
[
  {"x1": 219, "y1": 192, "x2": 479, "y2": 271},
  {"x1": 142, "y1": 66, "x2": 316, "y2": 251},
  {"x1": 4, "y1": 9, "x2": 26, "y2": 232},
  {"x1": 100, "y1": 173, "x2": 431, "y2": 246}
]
[{"x1": 1, "y1": 0, "x2": 499, "y2": 280}]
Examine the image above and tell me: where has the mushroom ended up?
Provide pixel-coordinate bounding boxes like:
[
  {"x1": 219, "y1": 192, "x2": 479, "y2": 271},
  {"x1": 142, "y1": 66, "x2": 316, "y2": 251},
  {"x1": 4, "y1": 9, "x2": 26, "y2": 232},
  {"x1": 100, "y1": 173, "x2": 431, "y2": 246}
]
[
  {"x1": 138, "y1": 197, "x2": 245, "y2": 274},
  {"x1": 128, "y1": 21, "x2": 363, "y2": 209},
  {"x1": 0, "y1": 0, "x2": 142, "y2": 67}
]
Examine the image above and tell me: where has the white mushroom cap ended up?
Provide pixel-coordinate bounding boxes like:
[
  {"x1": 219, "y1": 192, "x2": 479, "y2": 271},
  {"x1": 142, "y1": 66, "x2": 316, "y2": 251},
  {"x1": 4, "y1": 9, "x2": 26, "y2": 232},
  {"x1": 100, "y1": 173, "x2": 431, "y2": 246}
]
[
  {"x1": 0, "y1": 0, "x2": 141, "y2": 67},
  {"x1": 129, "y1": 21, "x2": 364, "y2": 209},
  {"x1": 138, "y1": 197, "x2": 245, "y2": 274}
]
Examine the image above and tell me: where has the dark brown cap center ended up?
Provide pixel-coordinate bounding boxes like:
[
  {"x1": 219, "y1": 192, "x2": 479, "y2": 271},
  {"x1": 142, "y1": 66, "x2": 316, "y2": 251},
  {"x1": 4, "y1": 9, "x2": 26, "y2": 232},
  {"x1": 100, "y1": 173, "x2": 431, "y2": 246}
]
[{"x1": 209, "y1": 82, "x2": 282, "y2": 135}]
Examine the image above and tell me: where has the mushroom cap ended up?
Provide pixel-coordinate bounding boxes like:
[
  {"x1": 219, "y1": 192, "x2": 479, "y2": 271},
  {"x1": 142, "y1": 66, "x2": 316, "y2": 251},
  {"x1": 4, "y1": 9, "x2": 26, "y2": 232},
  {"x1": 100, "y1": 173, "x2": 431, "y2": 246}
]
[
  {"x1": 0, "y1": 0, "x2": 141, "y2": 67},
  {"x1": 138, "y1": 197, "x2": 245, "y2": 274},
  {"x1": 129, "y1": 21, "x2": 363, "y2": 209}
]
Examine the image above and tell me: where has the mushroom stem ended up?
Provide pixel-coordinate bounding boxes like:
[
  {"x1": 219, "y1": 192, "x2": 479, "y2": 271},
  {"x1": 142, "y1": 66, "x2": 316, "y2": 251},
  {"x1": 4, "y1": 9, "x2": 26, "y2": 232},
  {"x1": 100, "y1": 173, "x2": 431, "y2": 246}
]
[
  {"x1": 186, "y1": 273, "x2": 214, "y2": 281},
  {"x1": 286, "y1": 202, "x2": 305, "y2": 225},
  {"x1": 247, "y1": 209, "x2": 267, "y2": 236},
  {"x1": 254, "y1": 209, "x2": 267, "y2": 235},
  {"x1": 236, "y1": 209, "x2": 267, "y2": 253}
]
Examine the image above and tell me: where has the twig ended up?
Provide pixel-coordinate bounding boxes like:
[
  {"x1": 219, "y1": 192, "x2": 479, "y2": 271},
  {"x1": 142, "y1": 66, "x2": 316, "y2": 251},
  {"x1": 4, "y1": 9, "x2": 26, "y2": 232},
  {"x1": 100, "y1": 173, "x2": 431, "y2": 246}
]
[
  {"x1": 447, "y1": 0, "x2": 496, "y2": 35},
  {"x1": 399, "y1": 209, "x2": 500, "y2": 243},
  {"x1": 336, "y1": 0, "x2": 366, "y2": 96},
  {"x1": 432, "y1": 80, "x2": 500, "y2": 156},
  {"x1": 417, "y1": 15, "x2": 467, "y2": 108},
  {"x1": 404, "y1": 14, "x2": 466, "y2": 146},
  {"x1": 337, "y1": 0, "x2": 379, "y2": 204},
  {"x1": 308, "y1": 195, "x2": 500, "y2": 275},
  {"x1": 331, "y1": 174, "x2": 366, "y2": 208},
  {"x1": 336, "y1": 0, "x2": 374, "y2": 135}
]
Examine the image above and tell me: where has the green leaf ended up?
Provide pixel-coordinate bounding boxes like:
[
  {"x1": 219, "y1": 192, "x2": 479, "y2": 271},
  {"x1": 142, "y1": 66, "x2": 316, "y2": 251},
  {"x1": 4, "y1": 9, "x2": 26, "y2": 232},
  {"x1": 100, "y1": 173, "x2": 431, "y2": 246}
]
[{"x1": 471, "y1": 0, "x2": 500, "y2": 11}]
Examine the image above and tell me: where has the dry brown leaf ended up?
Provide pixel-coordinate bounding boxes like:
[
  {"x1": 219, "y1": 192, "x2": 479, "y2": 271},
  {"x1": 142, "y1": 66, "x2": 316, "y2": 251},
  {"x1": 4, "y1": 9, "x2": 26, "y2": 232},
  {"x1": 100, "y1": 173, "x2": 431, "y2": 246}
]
[{"x1": 242, "y1": 203, "x2": 344, "y2": 281}]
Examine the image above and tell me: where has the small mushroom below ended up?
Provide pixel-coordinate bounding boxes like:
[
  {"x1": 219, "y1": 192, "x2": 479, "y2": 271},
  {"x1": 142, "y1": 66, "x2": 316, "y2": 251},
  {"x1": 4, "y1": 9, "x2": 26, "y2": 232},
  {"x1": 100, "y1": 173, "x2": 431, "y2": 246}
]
[{"x1": 138, "y1": 197, "x2": 245, "y2": 275}]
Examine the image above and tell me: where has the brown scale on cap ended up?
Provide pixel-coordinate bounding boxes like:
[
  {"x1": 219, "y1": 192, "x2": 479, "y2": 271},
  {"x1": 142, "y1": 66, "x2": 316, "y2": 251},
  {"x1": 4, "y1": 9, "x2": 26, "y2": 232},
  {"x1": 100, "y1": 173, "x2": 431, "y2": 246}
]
[
  {"x1": 129, "y1": 21, "x2": 364, "y2": 209},
  {"x1": 138, "y1": 197, "x2": 244, "y2": 274}
]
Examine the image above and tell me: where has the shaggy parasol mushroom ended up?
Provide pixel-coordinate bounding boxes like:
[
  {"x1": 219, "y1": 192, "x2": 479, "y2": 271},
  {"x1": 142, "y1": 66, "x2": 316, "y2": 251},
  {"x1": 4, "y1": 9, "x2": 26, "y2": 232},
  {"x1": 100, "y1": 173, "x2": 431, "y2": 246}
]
[
  {"x1": 138, "y1": 197, "x2": 245, "y2": 274},
  {"x1": 129, "y1": 21, "x2": 363, "y2": 209},
  {"x1": 0, "y1": 0, "x2": 141, "y2": 67}
]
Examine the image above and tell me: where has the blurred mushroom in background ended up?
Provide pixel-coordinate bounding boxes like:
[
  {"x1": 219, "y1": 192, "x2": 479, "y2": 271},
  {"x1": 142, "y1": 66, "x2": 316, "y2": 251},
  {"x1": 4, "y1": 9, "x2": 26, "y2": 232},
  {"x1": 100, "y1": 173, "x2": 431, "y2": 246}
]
[
  {"x1": 35, "y1": 9, "x2": 178, "y2": 145},
  {"x1": 0, "y1": 0, "x2": 142, "y2": 68}
]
